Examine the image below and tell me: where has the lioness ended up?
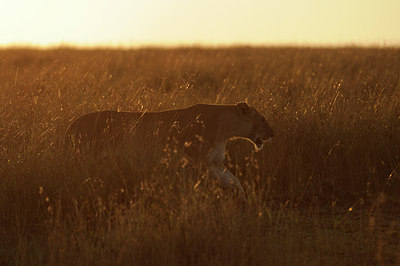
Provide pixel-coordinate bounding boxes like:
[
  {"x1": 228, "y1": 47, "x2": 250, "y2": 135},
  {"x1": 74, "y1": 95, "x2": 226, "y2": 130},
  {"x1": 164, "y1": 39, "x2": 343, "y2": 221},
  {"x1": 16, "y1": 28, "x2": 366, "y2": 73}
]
[{"x1": 64, "y1": 102, "x2": 274, "y2": 200}]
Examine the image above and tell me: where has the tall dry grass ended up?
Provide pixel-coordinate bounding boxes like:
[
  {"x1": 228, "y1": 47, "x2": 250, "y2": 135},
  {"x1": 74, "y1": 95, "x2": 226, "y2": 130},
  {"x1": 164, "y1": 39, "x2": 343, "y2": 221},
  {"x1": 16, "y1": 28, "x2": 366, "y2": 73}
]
[{"x1": 1, "y1": 47, "x2": 400, "y2": 265}]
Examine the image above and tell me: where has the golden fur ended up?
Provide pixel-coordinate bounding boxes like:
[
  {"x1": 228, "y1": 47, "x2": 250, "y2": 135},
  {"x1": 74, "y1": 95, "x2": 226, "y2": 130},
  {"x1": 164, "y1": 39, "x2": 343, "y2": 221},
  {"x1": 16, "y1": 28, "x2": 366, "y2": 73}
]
[{"x1": 64, "y1": 102, "x2": 274, "y2": 200}]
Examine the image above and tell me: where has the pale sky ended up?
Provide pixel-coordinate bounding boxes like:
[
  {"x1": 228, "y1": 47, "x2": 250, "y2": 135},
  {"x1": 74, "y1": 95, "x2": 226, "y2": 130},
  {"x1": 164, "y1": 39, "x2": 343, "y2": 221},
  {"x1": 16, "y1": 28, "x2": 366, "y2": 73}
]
[{"x1": 1, "y1": 0, "x2": 399, "y2": 47}]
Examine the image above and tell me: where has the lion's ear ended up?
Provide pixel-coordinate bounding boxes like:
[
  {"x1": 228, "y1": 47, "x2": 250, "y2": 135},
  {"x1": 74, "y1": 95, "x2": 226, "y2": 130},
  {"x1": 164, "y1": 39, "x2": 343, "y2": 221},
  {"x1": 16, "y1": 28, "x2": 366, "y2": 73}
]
[{"x1": 236, "y1": 102, "x2": 250, "y2": 116}]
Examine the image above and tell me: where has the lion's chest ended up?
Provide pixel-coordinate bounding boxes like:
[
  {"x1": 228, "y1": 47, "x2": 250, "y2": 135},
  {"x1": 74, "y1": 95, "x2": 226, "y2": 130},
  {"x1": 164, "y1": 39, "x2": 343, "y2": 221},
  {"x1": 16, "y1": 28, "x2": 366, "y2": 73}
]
[{"x1": 208, "y1": 142, "x2": 225, "y2": 164}]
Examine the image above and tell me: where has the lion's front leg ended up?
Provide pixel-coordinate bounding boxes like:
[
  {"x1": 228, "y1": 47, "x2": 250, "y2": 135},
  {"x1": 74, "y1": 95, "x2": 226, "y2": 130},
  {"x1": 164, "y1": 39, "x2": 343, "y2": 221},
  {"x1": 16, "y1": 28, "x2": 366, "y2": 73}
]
[{"x1": 209, "y1": 163, "x2": 247, "y2": 201}]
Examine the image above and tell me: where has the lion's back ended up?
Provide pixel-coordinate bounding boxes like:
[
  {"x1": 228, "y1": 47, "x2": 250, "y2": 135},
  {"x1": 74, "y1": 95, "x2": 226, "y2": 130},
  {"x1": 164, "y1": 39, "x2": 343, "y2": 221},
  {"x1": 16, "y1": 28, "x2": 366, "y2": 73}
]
[{"x1": 63, "y1": 104, "x2": 237, "y2": 157}]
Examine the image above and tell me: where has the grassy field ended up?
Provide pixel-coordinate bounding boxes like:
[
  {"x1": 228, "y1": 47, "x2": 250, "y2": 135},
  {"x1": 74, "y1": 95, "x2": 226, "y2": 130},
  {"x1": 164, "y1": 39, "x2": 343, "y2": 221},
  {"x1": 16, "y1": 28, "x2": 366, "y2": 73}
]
[{"x1": 1, "y1": 47, "x2": 400, "y2": 265}]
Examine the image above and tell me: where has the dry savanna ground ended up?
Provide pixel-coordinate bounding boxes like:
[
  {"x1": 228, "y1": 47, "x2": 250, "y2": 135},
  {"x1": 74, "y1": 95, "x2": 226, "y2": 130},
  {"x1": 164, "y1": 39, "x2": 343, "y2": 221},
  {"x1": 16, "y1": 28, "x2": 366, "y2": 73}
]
[{"x1": 1, "y1": 47, "x2": 400, "y2": 265}]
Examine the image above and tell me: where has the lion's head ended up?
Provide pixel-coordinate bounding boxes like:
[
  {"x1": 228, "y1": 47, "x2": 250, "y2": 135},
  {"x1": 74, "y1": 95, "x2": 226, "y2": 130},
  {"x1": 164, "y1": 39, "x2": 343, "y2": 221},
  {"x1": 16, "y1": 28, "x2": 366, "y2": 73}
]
[{"x1": 236, "y1": 102, "x2": 274, "y2": 150}]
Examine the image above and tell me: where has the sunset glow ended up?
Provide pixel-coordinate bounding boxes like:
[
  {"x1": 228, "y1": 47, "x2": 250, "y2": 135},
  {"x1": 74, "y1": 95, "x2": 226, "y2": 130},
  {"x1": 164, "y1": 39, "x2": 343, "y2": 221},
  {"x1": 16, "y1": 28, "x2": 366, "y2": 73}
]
[{"x1": 1, "y1": 0, "x2": 399, "y2": 47}]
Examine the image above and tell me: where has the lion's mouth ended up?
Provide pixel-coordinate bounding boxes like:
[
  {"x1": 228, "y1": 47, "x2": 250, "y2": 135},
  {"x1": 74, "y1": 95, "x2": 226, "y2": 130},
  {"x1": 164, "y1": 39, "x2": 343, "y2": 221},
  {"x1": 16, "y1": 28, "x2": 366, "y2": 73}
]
[{"x1": 255, "y1": 137, "x2": 264, "y2": 150}]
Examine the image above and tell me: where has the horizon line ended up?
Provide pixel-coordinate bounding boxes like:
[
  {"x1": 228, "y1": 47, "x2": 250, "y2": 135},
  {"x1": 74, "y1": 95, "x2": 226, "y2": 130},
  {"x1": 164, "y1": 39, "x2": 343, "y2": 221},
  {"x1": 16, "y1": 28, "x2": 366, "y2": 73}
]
[{"x1": 1, "y1": 40, "x2": 400, "y2": 50}]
